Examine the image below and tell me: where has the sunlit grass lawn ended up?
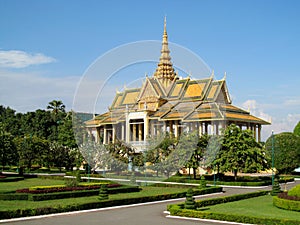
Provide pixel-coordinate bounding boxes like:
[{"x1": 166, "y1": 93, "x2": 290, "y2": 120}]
[
  {"x1": 0, "y1": 178, "x2": 65, "y2": 193},
  {"x1": 0, "y1": 178, "x2": 188, "y2": 211},
  {"x1": 202, "y1": 195, "x2": 300, "y2": 221}
]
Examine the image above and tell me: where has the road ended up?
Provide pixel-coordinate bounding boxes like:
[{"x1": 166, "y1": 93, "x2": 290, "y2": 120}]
[{"x1": 1, "y1": 181, "x2": 299, "y2": 225}]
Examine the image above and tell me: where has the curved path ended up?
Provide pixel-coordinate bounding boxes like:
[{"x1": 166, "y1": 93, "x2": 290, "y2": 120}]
[{"x1": 1, "y1": 181, "x2": 299, "y2": 225}]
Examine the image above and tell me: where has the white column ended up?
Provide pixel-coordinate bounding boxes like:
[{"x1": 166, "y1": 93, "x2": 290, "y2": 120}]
[
  {"x1": 258, "y1": 124, "x2": 261, "y2": 142},
  {"x1": 103, "y1": 126, "x2": 107, "y2": 144},
  {"x1": 144, "y1": 118, "x2": 149, "y2": 140},
  {"x1": 121, "y1": 122, "x2": 125, "y2": 141},
  {"x1": 112, "y1": 125, "x2": 116, "y2": 143},
  {"x1": 174, "y1": 120, "x2": 179, "y2": 138},
  {"x1": 199, "y1": 122, "x2": 203, "y2": 136}
]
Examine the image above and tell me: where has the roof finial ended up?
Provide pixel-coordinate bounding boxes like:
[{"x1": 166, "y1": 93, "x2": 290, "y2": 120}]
[
  {"x1": 223, "y1": 72, "x2": 227, "y2": 80},
  {"x1": 210, "y1": 70, "x2": 214, "y2": 79},
  {"x1": 164, "y1": 16, "x2": 167, "y2": 35}
]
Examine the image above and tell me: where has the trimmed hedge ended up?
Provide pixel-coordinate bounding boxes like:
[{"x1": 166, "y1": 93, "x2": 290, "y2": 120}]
[
  {"x1": 0, "y1": 193, "x2": 28, "y2": 200},
  {"x1": 0, "y1": 186, "x2": 222, "y2": 219},
  {"x1": 273, "y1": 196, "x2": 300, "y2": 212},
  {"x1": 168, "y1": 191, "x2": 300, "y2": 225},
  {"x1": 0, "y1": 177, "x2": 24, "y2": 182},
  {"x1": 165, "y1": 175, "x2": 294, "y2": 186},
  {"x1": 0, "y1": 186, "x2": 141, "y2": 201}
]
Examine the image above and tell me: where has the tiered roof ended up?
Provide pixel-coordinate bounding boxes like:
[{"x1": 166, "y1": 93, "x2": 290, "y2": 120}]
[{"x1": 86, "y1": 18, "x2": 269, "y2": 128}]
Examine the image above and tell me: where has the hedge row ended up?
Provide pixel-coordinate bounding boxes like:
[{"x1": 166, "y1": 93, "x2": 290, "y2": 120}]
[
  {"x1": 0, "y1": 177, "x2": 24, "y2": 182},
  {"x1": 273, "y1": 196, "x2": 300, "y2": 212},
  {"x1": 165, "y1": 175, "x2": 294, "y2": 186},
  {"x1": 0, "y1": 186, "x2": 141, "y2": 201},
  {"x1": 0, "y1": 186, "x2": 222, "y2": 219},
  {"x1": 167, "y1": 204, "x2": 299, "y2": 225},
  {"x1": 167, "y1": 191, "x2": 300, "y2": 225}
]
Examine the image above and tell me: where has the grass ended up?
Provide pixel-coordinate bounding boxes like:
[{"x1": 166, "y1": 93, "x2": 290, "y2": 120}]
[
  {"x1": 0, "y1": 178, "x2": 65, "y2": 193},
  {"x1": 202, "y1": 195, "x2": 300, "y2": 221}
]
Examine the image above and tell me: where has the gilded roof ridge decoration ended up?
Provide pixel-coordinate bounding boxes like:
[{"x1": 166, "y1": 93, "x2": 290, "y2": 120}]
[{"x1": 137, "y1": 77, "x2": 160, "y2": 102}]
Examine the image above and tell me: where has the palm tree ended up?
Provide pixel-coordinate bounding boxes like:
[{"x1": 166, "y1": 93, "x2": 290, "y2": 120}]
[{"x1": 47, "y1": 100, "x2": 65, "y2": 115}]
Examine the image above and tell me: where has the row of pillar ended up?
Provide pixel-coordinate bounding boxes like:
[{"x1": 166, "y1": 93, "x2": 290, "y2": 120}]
[{"x1": 96, "y1": 120, "x2": 262, "y2": 144}]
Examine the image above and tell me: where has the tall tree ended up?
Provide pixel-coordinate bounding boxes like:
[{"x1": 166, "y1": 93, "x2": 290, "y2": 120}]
[
  {"x1": 186, "y1": 134, "x2": 209, "y2": 179},
  {"x1": 265, "y1": 132, "x2": 300, "y2": 174},
  {"x1": 0, "y1": 123, "x2": 18, "y2": 169},
  {"x1": 214, "y1": 124, "x2": 268, "y2": 180},
  {"x1": 14, "y1": 135, "x2": 49, "y2": 169},
  {"x1": 47, "y1": 100, "x2": 66, "y2": 119}
]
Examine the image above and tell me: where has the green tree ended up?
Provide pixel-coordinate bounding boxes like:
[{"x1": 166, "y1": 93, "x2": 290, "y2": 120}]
[
  {"x1": 57, "y1": 112, "x2": 77, "y2": 148},
  {"x1": 186, "y1": 134, "x2": 209, "y2": 179},
  {"x1": 14, "y1": 135, "x2": 49, "y2": 169},
  {"x1": 0, "y1": 124, "x2": 18, "y2": 169},
  {"x1": 107, "y1": 139, "x2": 134, "y2": 174},
  {"x1": 214, "y1": 124, "x2": 268, "y2": 180},
  {"x1": 294, "y1": 121, "x2": 300, "y2": 136},
  {"x1": 265, "y1": 132, "x2": 300, "y2": 174},
  {"x1": 47, "y1": 100, "x2": 66, "y2": 119},
  {"x1": 145, "y1": 133, "x2": 176, "y2": 177}
]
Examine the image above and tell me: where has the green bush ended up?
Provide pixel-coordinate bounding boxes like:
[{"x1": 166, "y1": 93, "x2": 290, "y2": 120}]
[
  {"x1": 273, "y1": 196, "x2": 300, "y2": 212},
  {"x1": 0, "y1": 193, "x2": 28, "y2": 200},
  {"x1": 98, "y1": 185, "x2": 109, "y2": 200},
  {"x1": 199, "y1": 176, "x2": 206, "y2": 188},
  {"x1": 288, "y1": 184, "x2": 300, "y2": 198},
  {"x1": 27, "y1": 185, "x2": 141, "y2": 201},
  {"x1": 0, "y1": 177, "x2": 24, "y2": 182},
  {"x1": 185, "y1": 188, "x2": 195, "y2": 209}
]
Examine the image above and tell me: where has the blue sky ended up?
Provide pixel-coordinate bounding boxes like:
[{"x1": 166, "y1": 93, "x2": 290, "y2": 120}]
[{"x1": 0, "y1": 0, "x2": 300, "y2": 140}]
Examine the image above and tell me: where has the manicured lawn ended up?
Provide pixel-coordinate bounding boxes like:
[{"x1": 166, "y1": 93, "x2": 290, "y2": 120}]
[
  {"x1": 0, "y1": 178, "x2": 65, "y2": 193},
  {"x1": 0, "y1": 185, "x2": 187, "y2": 211},
  {"x1": 203, "y1": 195, "x2": 300, "y2": 221}
]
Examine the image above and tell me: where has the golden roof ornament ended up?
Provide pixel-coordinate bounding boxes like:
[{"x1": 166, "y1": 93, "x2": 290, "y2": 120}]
[{"x1": 153, "y1": 16, "x2": 177, "y2": 88}]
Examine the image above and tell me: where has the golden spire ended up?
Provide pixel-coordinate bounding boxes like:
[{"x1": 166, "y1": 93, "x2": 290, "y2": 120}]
[{"x1": 153, "y1": 16, "x2": 177, "y2": 89}]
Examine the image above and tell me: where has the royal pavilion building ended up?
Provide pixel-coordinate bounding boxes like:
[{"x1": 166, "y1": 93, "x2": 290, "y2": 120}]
[{"x1": 85, "y1": 19, "x2": 270, "y2": 152}]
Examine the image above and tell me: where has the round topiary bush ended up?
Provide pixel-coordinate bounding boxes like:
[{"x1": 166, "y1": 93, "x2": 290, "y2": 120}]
[{"x1": 288, "y1": 184, "x2": 300, "y2": 198}]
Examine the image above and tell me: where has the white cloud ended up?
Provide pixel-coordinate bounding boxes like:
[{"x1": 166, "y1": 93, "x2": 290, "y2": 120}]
[
  {"x1": 0, "y1": 50, "x2": 56, "y2": 68},
  {"x1": 240, "y1": 99, "x2": 299, "y2": 141},
  {"x1": 284, "y1": 98, "x2": 300, "y2": 106},
  {"x1": 0, "y1": 70, "x2": 79, "y2": 112}
]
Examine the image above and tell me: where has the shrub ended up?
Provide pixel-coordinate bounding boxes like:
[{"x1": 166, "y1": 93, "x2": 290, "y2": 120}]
[
  {"x1": 64, "y1": 178, "x2": 78, "y2": 187},
  {"x1": 273, "y1": 196, "x2": 300, "y2": 212},
  {"x1": 199, "y1": 176, "x2": 206, "y2": 189},
  {"x1": 185, "y1": 188, "x2": 195, "y2": 209},
  {"x1": 98, "y1": 185, "x2": 109, "y2": 200},
  {"x1": 288, "y1": 184, "x2": 300, "y2": 198},
  {"x1": 271, "y1": 178, "x2": 282, "y2": 196}
]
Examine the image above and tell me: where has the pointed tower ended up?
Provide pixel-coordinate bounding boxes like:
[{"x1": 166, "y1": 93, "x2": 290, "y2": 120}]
[{"x1": 153, "y1": 17, "x2": 177, "y2": 92}]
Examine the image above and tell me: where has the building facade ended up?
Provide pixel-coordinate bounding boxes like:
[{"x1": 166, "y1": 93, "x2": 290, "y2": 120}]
[{"x1": 86, "y1": 19, "x2": 270, "y2": 151}]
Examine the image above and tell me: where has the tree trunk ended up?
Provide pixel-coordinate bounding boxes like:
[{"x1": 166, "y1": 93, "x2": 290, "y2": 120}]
[
  {"x1": 193, "y1": 168, "x2": 197, "y2": 179},
  {"x1": 233, "y1": 169, "x2": 238, "y2": 181}
]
